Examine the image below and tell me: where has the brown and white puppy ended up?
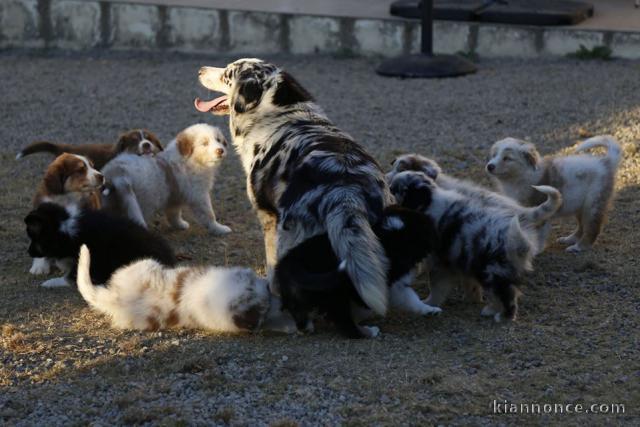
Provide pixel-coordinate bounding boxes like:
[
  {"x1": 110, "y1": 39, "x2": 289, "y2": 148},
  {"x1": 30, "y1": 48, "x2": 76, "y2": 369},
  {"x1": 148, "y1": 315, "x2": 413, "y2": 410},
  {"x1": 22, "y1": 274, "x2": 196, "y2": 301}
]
[
  {"x1": 29, "y1": 153, "x2": 104, "y2": 275},
  {"x1": 17, "y1": 129, "x2": 163, "y2": 169},
  {"x1": 486, "y1": 136, "x2": 621, "y2": 252},
  {"x1": 101, "y1": 124, "x2": 231, "y2": 234},
  {"x1": 76, "y1": 245, "x2": 296, "y2": 334}
]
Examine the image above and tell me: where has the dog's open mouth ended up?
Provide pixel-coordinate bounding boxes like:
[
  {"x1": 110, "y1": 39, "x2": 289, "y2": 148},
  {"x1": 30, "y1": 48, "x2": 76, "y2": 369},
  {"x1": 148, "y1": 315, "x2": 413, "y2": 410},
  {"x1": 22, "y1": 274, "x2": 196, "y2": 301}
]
[{"x1": 194, "y1": 95, "x2": 229, "y2": 116}]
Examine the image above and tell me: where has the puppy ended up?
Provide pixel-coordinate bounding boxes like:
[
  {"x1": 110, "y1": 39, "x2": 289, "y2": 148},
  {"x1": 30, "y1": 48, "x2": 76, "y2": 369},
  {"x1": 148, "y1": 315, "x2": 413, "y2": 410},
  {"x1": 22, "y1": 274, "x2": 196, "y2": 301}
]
[
  {"x1": 486, "y1": 136, "x2": 621, "y2": 252},
  {"x1": 29, "y1": 153, "x2": 105, "y2": 276},
  {"x1": 196, "y1": 59, "x2": 392, "y2": 317},
  {"x1": 25, "y1": 202, "x2": 176, "y2": 288},
  {"x1": 76, "y1": 245, "x2": 296, "y2": 334},
  {"x1": 276, "y1": 206, "x2": 441, "y2": 338},
  {"x1": 388, "y1": 154, "x2": 549, "y2": 253},
  {"x1": 101, "y1": 124, "x2": 231, "y2": 234},
  {"x1": 17, "y1": 129, "x2": 163, "y2": 169},
  {"x1": 389, "y1": 171, "x2": 562, "y2": 321}
]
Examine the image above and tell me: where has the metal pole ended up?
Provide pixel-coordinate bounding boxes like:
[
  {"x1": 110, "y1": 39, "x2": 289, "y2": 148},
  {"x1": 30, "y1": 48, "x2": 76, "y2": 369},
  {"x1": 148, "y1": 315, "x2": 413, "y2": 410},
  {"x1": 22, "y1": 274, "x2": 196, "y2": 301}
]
[{"x1": 421, "y1": 0, "x2": 433, "y2": 56}]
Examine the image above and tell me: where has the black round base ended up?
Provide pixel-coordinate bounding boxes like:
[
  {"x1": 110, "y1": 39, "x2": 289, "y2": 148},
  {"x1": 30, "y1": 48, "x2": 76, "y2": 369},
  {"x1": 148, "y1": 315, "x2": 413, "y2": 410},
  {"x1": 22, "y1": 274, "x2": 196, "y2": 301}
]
[{"x1": 376, "y1": 54, "x2": 477, "y2": 78}]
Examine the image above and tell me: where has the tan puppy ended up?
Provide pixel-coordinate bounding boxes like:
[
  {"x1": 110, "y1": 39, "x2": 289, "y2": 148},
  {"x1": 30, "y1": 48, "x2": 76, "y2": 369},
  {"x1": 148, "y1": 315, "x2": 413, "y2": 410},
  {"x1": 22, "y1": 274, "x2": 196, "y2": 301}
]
[
  {"x1": 486, "y1": 136, "x2": 621, "y2": 252},
  {"x1": 101, "y1": 124, "x2": 231, "y2": 234}
]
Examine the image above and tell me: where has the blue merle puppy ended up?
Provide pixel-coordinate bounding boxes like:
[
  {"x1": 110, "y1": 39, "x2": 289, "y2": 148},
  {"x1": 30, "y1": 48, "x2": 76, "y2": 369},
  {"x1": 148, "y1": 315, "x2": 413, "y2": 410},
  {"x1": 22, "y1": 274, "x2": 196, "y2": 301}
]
[
  {"x1": 195, "y1": 58, "x2": 394, "y2": 317},
  {"x1": 389, "y1": 171, "x2": 562, "y2": 321}
]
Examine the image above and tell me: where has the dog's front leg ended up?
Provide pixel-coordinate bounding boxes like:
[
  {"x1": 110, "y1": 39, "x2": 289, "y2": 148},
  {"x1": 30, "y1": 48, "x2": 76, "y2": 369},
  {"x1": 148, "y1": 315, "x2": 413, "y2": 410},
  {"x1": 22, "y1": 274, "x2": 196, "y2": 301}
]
[
  {"x1": 257, "y1": 210, "x2": 278, "y2": 275},
  {"x1": 189, "y1": 193, "x2": 231, "y2": 235}
]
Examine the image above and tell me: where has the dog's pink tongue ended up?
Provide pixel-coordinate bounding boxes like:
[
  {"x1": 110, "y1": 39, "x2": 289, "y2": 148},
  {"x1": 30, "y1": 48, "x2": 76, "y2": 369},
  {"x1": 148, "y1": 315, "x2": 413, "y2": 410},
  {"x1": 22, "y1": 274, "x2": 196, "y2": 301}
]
[{"x1": 194, "y1": 95, "x2": 227, "y2": 112}]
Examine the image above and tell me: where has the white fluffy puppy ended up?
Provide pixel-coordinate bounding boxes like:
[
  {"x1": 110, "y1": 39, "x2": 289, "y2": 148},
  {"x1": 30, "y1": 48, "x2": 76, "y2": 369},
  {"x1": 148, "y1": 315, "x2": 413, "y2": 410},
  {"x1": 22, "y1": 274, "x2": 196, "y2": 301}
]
[
  {"x1": 76, "y1": 245, "x2": 296, "y2": 333},
  {"x1": 102, "y1": 124, "x2": 231, "y2": 235},
  {"x1": 486, "y1": 136, "x2": 621, "y2": 252}
]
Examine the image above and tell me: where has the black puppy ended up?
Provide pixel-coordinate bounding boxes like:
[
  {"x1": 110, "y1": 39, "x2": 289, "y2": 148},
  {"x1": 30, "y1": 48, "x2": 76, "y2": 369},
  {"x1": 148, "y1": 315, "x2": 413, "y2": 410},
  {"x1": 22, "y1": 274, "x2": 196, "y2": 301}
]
[
  {"x1": 25, "y1": 202, "x2": 176, "y2": 288},
  {"x1": 275, "y1": 205, "x2": 441, "y2": 339}
]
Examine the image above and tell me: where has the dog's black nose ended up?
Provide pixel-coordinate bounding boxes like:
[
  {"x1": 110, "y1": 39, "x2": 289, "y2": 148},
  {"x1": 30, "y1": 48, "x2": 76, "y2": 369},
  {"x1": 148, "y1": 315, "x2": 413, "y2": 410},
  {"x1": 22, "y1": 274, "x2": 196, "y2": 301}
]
[
  {"x1": 486, "y1": 163, "x2": 495, "y2": 173},
  {"x1": 215, "y1": 148, "x2": 225, "y2": 157}
]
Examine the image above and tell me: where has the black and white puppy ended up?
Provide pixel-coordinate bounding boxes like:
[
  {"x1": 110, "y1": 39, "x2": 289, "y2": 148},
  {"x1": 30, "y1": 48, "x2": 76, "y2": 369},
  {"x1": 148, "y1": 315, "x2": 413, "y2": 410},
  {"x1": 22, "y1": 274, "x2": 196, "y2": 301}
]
[
  {"x1": 389, "y1": 171, "x2": 562, "y2": 321},
  {"x1": 195, "y1": 58, "x2": 393, "y2": 316},
  {"x1": 275, "y1": 206, "x2": 441, "y2": 339},
  {"x1": 25, "y1": 202, "x2": 176, "y2": 288}
]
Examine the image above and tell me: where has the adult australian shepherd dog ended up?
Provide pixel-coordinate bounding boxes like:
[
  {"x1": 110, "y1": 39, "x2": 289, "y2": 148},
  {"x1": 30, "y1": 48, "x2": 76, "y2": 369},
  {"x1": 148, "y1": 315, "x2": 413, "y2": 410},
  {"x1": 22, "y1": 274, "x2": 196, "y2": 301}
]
[{"x1": 195, "y1": 58, "x2": 393, "y2": 317}]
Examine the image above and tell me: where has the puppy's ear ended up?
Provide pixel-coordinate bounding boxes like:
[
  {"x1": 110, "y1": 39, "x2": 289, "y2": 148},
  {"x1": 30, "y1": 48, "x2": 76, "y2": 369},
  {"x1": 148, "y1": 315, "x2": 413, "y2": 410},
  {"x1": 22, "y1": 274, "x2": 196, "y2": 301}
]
[
  {"x1": 43, "y1": 164, "x2": 65, "y2": 194},
  {"x1": 115, "y1": 132, "x2": 135, "y2": 153},
  {"x1": 522, "y1": 145, "x2": 540, "y2": 169},
  {"x1": 25, "y1": 212, "x2": 45, "y2": 237},
  {"x1": 402, "y1": 183, "x2": 432, "y2": 211},
  {"x1": 234, "y1": 78, "x2": 263, "y2": 114},
  {"x1": 144, "y1": 130, "x2": 163, "y2": 151},
  {"x1": 176, "y1": 133, "x2": 194, "y2": 158}
]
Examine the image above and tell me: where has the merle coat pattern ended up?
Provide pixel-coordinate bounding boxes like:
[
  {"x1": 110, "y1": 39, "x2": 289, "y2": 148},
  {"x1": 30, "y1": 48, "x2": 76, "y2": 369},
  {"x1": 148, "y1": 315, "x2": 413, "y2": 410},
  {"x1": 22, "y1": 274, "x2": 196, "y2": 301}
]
[{"x1": 196, "y1": 58, "x2": 393, "y2": 315}]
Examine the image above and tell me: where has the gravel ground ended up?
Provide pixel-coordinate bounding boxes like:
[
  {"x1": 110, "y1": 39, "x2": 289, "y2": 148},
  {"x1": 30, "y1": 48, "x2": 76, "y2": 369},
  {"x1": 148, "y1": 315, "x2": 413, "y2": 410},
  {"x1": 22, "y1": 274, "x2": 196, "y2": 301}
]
[{"x1": 0, "y1": 51, "x2": 639, "y2": 426}]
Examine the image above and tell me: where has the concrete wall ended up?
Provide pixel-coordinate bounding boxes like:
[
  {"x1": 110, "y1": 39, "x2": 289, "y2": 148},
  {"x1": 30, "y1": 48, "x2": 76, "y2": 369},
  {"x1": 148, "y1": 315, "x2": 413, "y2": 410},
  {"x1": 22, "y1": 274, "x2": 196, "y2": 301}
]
[{"x1": 1, "y1": 0, "x2": 639, "y2": 58}]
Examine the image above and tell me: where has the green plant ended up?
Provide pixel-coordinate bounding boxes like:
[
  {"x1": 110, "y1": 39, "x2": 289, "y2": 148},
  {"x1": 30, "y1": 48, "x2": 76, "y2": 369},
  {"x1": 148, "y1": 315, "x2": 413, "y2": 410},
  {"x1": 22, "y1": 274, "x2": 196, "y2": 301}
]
[{"x1": 567, "y1": 44, "x2": 612, "y2": 60}]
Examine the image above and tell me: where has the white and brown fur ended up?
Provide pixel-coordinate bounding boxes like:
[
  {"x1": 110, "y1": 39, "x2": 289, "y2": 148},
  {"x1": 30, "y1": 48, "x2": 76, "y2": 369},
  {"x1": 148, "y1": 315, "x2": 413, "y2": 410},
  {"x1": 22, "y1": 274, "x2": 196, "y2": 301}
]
[
  {"x1": 17, "y1": 129, "x2": 163, "y2": 170},
  {"x1": 389, "y1": 171, "x2": 562, "y2": 321},
  {"x1": 76, "y1": 245, "x2": 296, "y2": 333},
  {"x1": 29, "y1": 153, "x2": 104, "y2": 276},
  {"x1": 487, "y1": 136, "x2": 621, "y2": 252},
  {"x1": 101, "y1": 124, "x2": 231, "y2": 234},
  {"x1": 196, "y1": 58, "x2": 393, "y2": 316}
]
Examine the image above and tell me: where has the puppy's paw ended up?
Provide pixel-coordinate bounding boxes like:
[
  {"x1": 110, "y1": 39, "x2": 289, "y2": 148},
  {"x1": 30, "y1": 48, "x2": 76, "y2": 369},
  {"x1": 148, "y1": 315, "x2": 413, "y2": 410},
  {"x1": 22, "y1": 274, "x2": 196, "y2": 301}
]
[
  {"x1": 480, "y1": 305, "x2": 498, "y2": 317},
  {"x1": 494, "y1": 312, "x2": 516, "y2": 323},
  {"x1": 557, "y1": 235, "x2": 577, "y2": 245},
  {"x1": 417, "y1": 303, "x2": 443, "y2": 316},
  {"x1": 41, "y1": 277, "x2": 70, "y2": 288},
  {"x1": 566, "y1": 243, "x2": 589, "y2": 253},
  {"x1": 30, "y1": 258, "x2": 51, "y2": 275},
  {"x1": 172, "y1": 219, "x2": 190, "y2": 230},
  {"x1": 209, "y1": 223, "x2": 232, "y2": 235},
  {"x1": 421, "y1": 296, "x2": 443, "y2": 308},
  {"x1": 359, "y1": 325, "x2": 380, "y2": 338}
]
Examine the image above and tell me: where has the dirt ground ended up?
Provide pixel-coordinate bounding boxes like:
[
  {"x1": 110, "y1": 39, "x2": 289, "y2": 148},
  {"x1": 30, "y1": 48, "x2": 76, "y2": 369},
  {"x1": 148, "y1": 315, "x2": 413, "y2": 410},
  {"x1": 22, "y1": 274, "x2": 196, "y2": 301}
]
[{"x1": 0, "y1": 51, "x2": 638, "y2": 426}]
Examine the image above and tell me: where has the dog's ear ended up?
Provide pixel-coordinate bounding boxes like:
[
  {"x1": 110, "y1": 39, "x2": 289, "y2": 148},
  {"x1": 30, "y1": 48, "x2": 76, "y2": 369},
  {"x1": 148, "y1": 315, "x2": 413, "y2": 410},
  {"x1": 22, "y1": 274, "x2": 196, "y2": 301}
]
[
  {"x1": 115, "y1": 131, "x2": 136, "y2": 153},
  {"x1": 273, "y1": 72, "x2": 313, "y2": 107},
  {"x1": 176, "y1": 133, "x2": 194, "y2": 158},
  {"x1": 233, "y1": 77, "x2": 263, "y2": 114},
  {"x1": 43, "y1": 163, "x2": 65, "y2": 194},
  {"x1": 522, "y1": 144, "x2": 540, "y2": 169},
  {"x1": 402, "y1": 182, "x2": 432, "y2": 211},
  {"x1": 24, "y1": 212, "x2": 45, "y2": 238},
  {"x1": 144, "y1": 130, "x2": 163, "y2": 151}
]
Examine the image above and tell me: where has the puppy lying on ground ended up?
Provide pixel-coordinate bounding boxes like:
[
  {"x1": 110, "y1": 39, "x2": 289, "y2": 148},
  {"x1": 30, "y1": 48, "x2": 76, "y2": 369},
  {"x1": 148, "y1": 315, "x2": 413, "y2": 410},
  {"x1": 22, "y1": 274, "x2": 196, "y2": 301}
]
[
  {"x1": 486, "y1": 135, "x2": 621, "y2": 252},
  {"x1": 76, "y1": 245, "x2": 296, "y2": 334},
  {"x1": 17, "y1": 129, "x2": 163, "y2": 169},
  {"x1": 389, "y1": 171, "x2": 562, "y2": 321},
  {"x1": 101, "y1": 124, "x2": 231, "y2": 234},
  {"x1": 276, "y1": 206, "x2": 441, "y2": 338},
  {"x1": 388, "y1": 154, "x2": 550, "y2": 253},
  {"x1": 25, "y1": 202, "x2": 176, "y2": 288},
  {"x1": 29, "y1": 153, "x2": 104, "y2": 276}
]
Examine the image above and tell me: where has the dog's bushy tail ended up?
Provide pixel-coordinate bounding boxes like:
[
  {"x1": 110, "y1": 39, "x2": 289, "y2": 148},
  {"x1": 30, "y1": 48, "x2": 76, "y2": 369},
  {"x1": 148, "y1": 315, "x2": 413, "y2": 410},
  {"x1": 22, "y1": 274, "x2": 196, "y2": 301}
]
[
  {"x1": 16, "y1": 141, "x2": 68, "y2": 160},
  {"x1": 325, "y1": 195, "x2": 389, "y2": 316},
  {"x1": 520, "y1": 185, "x2": 563, "y2": 225},
  {"x1": 505, "y1": 216, "x2": 535, "y2": 273},
  {"x1": 77, "y1": 245, "x2": 113, "y2": 312},
  {"x1": 575, "y1": 135, "x2": 622, "y2": 170}
]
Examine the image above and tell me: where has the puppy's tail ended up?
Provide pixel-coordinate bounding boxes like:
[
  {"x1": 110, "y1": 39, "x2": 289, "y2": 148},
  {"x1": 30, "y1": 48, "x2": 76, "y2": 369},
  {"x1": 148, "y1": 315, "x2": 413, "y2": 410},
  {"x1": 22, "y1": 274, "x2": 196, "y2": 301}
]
[
  {"x1": 325, "y1": 196, "x2": 389, "y2": 316},
  {"x1": 575, "y1": 135, "x2": 622, "y2": 170},
  {"x1": 16, "y1": 141, "x2": 68, "y2": 160},
  {"x1": 520, "y1": 185, "x2": 563, "y2": 225},
  {"x1": 77, "y1": 245, "x2": 113, "y2": 312},
  {"x1": 506, "y1": 216, "x2": 534, "y2": 273}
]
